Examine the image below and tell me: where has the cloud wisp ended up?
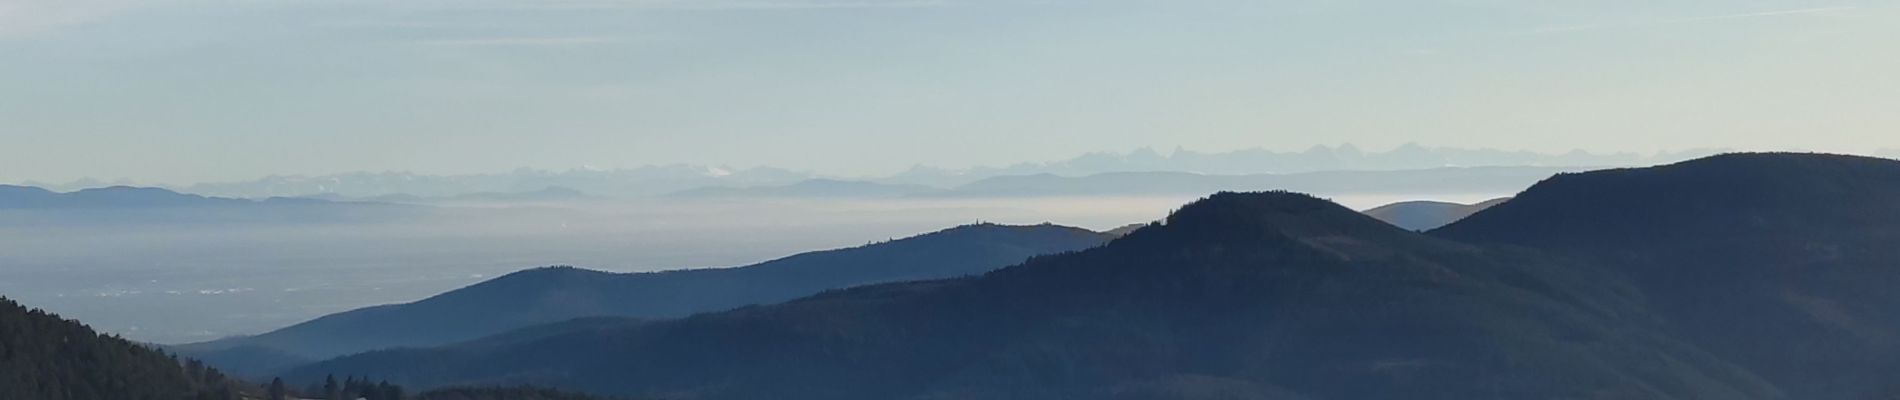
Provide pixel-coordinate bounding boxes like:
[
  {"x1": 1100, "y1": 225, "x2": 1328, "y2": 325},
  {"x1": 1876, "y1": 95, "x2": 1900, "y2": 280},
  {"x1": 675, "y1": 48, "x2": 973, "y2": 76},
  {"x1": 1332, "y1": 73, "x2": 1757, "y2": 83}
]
[
  {"x1": 0, "y1": 0, "x2": 152, "y2": 38},
  {"x1": 407, "y1": 36, "x2": 623, "y2": 47},
  {"x1": 1518, "y1": 5, "x2": 1861, "y2": 35},
  {"x1": 447, "y1": 0, "x2": 952, "y2": 12}
]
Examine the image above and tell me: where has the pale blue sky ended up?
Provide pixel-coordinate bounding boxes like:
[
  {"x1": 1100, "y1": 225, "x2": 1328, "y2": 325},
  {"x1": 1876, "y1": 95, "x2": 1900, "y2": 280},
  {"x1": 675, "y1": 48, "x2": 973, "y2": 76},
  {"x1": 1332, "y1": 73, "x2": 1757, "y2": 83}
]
[{"x1": 2, "y1": 0, "x2": 1896, "y2": 184}]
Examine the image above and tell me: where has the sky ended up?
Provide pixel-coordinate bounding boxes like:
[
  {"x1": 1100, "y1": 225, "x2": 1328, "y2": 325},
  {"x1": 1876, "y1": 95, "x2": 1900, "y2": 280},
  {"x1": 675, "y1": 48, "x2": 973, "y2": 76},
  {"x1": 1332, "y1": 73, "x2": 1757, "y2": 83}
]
[{"x1": 2, "y1": 0, "x2": 1897, "y2": 185}]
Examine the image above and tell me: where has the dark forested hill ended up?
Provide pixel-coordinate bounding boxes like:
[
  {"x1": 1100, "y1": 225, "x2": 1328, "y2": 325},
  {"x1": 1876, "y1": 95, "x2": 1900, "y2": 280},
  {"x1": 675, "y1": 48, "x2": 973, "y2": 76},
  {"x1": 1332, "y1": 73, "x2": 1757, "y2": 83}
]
[
  {"x1": 0, "y1": 297, "x2": 247, "y2": 400},
  {"x1": 286, "y1": 192, "x2": 1774, "y2": 400},
  {"x1": 1361, "y1": 198, "x2": 1508, "y2": 231},
  {"x1": 1434, "y1": 152, "x2": 1900, "y2": 399},
  {"x1": 182, "y1": 223, "x2": 1110, "y2": 372}
]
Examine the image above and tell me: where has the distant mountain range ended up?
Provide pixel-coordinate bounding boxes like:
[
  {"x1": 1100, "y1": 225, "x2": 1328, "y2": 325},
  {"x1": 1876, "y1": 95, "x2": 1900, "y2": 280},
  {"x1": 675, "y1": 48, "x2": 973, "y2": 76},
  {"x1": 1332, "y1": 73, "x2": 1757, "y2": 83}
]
[
  {"x1": 24, "y1": 144, "x2": 1723, "y2": 199},
  {"x1": 665, "y1": 179, "x2": 939, "y2": 199},
  {"x1": 277, "y1": 153, "x2": 1900, "y2": 399},
  {"x1": 661, "y1": 167, "x2": 1569, "y2": 200},
  {"x1": 172, "y1": 165, "x2": 811, "y2": 199},
  {"x1": 1, "y1": 185, "x2": 266, "y2": 209},
  {"x1": 1361, "y1": 198, "x2": 1509, "y2": 231},
  {"x1": 302, "y1": 186, "x2": 597, "y2": 205},
  {"x1": 0, "y1": 184, "x2": 399, "y2": 209},
  {"x1": 878, "y1": 143, "x2": 1717, "y2": 187},
  {"x1": 924, "y1": 167, "x2": 1565, "y2": 198},
  {"x1": 3, "y1": 166, "x2": 1573, "y2": 217},
  {"x1": 178, "y1": 223, "x2": 1113, "y2": 376},
  {"x1": 0, "y1": 185, "x2": 417, "y2": 225}
]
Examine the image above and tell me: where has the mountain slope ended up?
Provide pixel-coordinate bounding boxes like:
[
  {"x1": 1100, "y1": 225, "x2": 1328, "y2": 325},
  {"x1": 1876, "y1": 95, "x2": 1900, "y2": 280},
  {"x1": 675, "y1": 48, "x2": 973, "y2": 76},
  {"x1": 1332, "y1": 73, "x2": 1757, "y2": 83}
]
[
  {"x1": 1435, "y1": 152, "x2": 1900, "y2": 399},
  {"x1": 287, "y1": 192, "x2": 1773, "y2": 400},
  {"x1": 182, "y1": 223, "x2": 1110, "y2": 366},
  {"x1": 1, "y1": 297, "x2": 245, "y2": 400},
  {"x1": 0, "y1": 185, "x2": 419, "y2": 227},
  {"x1": 1362, "y1": 198, "x2": 1508, "y2": 231},
  {"x1": 0, "y1": 185, "x2": 251, "y2": 208}
]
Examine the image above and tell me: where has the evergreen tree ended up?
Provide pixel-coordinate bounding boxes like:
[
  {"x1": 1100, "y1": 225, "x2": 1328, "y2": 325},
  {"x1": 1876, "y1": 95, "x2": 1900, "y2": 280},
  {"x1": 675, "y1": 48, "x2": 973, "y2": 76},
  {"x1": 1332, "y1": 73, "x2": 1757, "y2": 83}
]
[
  {"x1": 1, "y1": 297, "x2": 252, "y2": 399},
  {"x1": 268, "y1": 377, "x2": 287, "y2": 400},
  {"x1": 409, "y1": 386, "x2": 615, "y2": 400},
  {"x1": 325, "y1": 374, "x2": 341, "y2": 400},
  {"x1": 375, "y1": 380, "x2": 397, "y2": 400}
]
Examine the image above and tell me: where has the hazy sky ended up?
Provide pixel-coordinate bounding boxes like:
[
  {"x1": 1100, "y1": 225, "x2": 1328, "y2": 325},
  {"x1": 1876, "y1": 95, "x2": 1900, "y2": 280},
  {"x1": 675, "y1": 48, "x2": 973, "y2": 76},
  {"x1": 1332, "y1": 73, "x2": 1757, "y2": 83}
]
[{"x1": 3, "y1": 0, "x2": 1896, "y2": 185}]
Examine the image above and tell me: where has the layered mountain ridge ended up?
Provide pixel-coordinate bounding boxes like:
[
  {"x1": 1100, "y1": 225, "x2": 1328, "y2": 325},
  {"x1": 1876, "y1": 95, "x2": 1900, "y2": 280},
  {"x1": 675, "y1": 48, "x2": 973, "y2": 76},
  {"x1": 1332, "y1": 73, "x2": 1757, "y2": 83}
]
[
  {"x1": 180, "y1": 223, "x2": 1112, "y2": 374},
  {"x1": 285, "y1": 190, "x2": 1778, "y2": 399}
]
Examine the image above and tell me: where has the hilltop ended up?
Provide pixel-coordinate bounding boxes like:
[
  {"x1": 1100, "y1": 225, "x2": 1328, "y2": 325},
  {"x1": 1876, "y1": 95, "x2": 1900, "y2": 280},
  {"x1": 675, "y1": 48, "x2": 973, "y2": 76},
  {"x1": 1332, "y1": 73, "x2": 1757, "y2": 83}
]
[{"x1": 1436, "y1": 152, "x2": 1900, "y2": 399}]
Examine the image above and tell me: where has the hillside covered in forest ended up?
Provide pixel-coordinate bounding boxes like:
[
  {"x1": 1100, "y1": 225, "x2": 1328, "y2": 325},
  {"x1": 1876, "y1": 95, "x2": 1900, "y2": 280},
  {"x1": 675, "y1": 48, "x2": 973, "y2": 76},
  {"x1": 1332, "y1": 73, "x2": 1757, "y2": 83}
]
[
  {"x1": 287, "y1": 191, "x2": 1776, "y2": 399},
  {"x1": 1, "y1": 297, "x2": 249, "y2": 400},
  {"x1": 1434, "y1": 152, "x2": 1900, "y2": 399}
]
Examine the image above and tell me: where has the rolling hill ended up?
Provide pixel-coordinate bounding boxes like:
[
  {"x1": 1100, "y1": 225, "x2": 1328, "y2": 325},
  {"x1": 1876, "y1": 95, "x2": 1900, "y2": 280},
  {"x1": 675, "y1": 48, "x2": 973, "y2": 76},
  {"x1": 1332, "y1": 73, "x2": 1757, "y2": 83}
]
[
  {"x1": 284, "y1": 192, "x2": 1773, "y2": 399},
  {"x1": 1361, "y1": 198, "x2": 1508, "y2": 231},
  {"x1": 180, "y1": 223, "x2": 1111, "y2": 373},
  {"x1": 1434, "y1": 152, "x2": 1900, "y2": 399}
]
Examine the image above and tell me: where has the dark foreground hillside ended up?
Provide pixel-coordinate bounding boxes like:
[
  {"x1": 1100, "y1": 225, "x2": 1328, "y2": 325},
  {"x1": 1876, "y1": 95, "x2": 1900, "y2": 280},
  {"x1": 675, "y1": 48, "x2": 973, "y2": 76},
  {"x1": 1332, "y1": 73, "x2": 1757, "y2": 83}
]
[
  {"x1": 1436, "y1": 152, "x2": 1900, "y2": 399},
  {"x1": 289, "y1": 192, "x2": 1774, "y2": 400},
  {"x1": 182, "y1": 223, "x2": 1110, "y2": 374},
  {"x1": 0, "y1": 297, "x2": 247, "y2": 400}
]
